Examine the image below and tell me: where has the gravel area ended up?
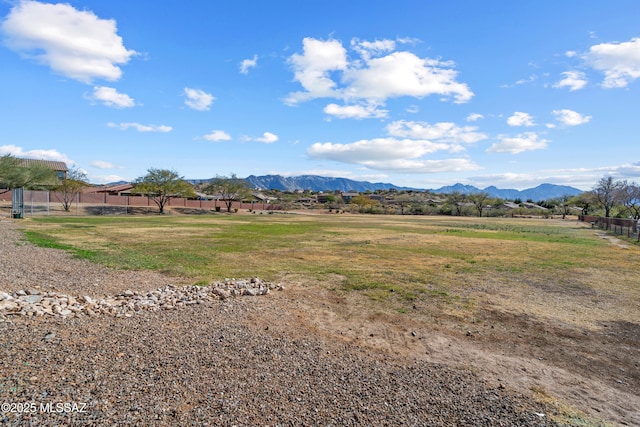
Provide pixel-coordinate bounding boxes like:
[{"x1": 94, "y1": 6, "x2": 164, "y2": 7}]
[{"x1": 0, "y1": 219, "x2": 560, "y2": 426}]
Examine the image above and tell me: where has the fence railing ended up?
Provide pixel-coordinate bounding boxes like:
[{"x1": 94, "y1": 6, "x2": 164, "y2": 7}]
[
  {"x1": 579, "y1": 215, "x2": 639, "y2": 241},
  {"x1": 0, "y1": 189, "x2": 270, "y2": 217}
]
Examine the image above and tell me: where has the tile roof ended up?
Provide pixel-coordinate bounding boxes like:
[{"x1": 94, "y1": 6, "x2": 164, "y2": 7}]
[{"x1": 19, "y1": 158, "x2": 68, "y2": 172}]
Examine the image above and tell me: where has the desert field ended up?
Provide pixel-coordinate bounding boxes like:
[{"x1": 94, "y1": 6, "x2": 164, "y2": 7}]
[{"x1": 1, "y1": 212, "x2": 638, "y2": 425}]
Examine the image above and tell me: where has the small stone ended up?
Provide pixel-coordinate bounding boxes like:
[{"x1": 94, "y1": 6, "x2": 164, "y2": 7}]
[
  {"x1": 23, "y1": 295, "x2": 42, "y2": 304},
  {"x1": 213, "y1": 288, "x2": 231, "y2": 300},
  {"x1": 0, "y1": 300, "x2": 21, "y2": 312},
  {"x1": 243, "y1": 288, "x2": 259, "y2": 296}
]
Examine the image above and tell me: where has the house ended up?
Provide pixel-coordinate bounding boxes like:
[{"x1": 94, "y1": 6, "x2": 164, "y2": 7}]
[
  {"x1": 296, "y1": 196, "x2": 316, "y2": 204},
  {"x1": 522, "y1": 202, "x2": 548, "y2": 210},
  {"x1": 252, "y1": 192, "x2": 278, "y2": 204},
  {"x1": 19, "y1": 158, "x2": 67, "y2": 181},
  {"x1": 502, "y1": 201, "x2": 548, "y2": 210},
  {"x1": 87, "y1": 183, "x2": 135, "y2": 196},
  {"x1": 317, "y1": 193, "x2": 330, "y2": 203},
  {"x1": 341, "y1": 192, "x2": 360, "y2": 202}
]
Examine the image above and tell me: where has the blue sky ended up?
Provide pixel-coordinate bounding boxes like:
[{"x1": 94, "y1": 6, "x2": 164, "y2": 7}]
[{"x1": 1, "y1": 0, "x2": 639, "y2": 190}]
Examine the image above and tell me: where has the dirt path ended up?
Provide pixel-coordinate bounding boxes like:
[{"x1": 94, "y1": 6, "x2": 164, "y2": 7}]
[{"x1": 270, "y1": 284, "x2": 639, "y2": 426}]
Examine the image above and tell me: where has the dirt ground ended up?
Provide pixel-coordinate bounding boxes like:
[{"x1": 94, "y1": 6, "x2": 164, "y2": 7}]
[
  {"x1": 260, "y1": 273, "x2": 639, "y2": 426},
  {"x1": 2, "y1": 211, "x2": 637, "y2": 425}
]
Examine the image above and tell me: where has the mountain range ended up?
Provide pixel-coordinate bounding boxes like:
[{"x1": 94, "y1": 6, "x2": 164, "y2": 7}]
[
  {"x1": 243, "y1": 174, "x2": 583, "y2": 200},
  {"x1": 244, "y1": 175, "x2": 416, "y2": 193},
  {"x1": 429, "y1": 183, "x2": 583, "y2": 201}
]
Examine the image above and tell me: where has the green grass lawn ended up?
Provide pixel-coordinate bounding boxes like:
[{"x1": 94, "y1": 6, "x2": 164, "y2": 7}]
[
  {"x1": 19, "y1": 214, "x2": 614, "y2": 310},
  {"x1": 16, "y1": 213, "x2": 639, "y2": 427}
]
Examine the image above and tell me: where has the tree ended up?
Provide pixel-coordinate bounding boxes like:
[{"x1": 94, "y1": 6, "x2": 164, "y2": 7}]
[
  {"x1": 203, "y1": 174, "x2": 252, "y2": 213},
  {"x1": 350, "y1": 195, "x2": 376, "y2": 213},
  {"x1": 617, "y1": 181, "x2": 640, "y2": 219},
  {"x1": 593, "y1": 176, "x2": 621, "y2": 218},
  {"x1": 552, "y1": 194, "x2": 572, "y2": 219},
  {"x1": 469, "y1": 192, "x2": 489, "y2": 217},
  {"x1": 54, "y1": 167, "x2": 89, "y2": 212},
  {"x1": 0, "y1": 154, "x2": 58, "y2": 194},
  {"x1": 447, "y1": 192, "x2": 467, "y2": 216},
  {"x1": 132, "y1": 168, "x2": 196, "y2": 214},
  {"x1": 572, "y1": 192, "x2": 594, "y2": 216},
  {"x1": 394, "y1": 194, "x2": 414, "y2": 215}
]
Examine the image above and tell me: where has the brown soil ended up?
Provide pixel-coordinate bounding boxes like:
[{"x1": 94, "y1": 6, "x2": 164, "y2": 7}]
[
  {"x1": 1, "y1": 216, "x2": 637, "y2": 425},
  {"x1": 264, "y1": 279, "x2": 639, "y2": 426}
]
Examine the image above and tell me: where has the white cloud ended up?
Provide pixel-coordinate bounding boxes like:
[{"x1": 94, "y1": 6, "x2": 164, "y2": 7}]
[
  {"x1": 552, "y1": 109, "x2": 591, "y2": 126},
  {"x1": 308, "y1": 138, "x2": 450, "y2": 164},
  {"x1": 89, "y1": 174, "x2": 127, "y2": 184},
  {"x1": 277, "y1": 169, "x2": 358, "y2": 178},
  {"x1": 307, "y1": 137, "x2": 479, "y2": 173},
  {"x1": 386, "y1": 120, "x2": 487, "y2": 145},
  {"x1": 323, "y1": 103, "x2": 388, "y2": 119},
  {"x1": 240, "y1": 55, "x2": 257, "y2": 74},
  {"x1": 1, "y1": 1, "x2": 136, "y2": 83},
  {"x1": 254, "y1": 132, "x2": 279, "y2": 143},
  {"x1": 89, "y1": 86, "x2": 135, "y2": 108},
  {"x1": 343, "y1": 51, "x2": 473, "y2": 103},
  {"x1": 466, "y1": 113, "x2": 484, "y2": 122},
  {"x1": 107, "y1": 122, "x2": 172, "y2": 132},
  {"x1": 553, "y1": 71, "x2": 587, "y2": 91},
  {"x1": 203, "y1": 130, "x2": 231, "y2": 142},
  {"x1": 350, "y1": 38, "x2": 396, "y2": 60},
  {"x1": 470, "y1": 162, "x2": 640, "y2": 191},
  {"x1": 487, "y1": 132, "x2": 549, "y2": 154},
  {"x1": 91, "y1": 160, "x2": 116, "y2": 169},
  {"x1": 285, "y1": 38, "x2": 348, "y2": 104},
  {"x1": 361, "y1": 158, "x2": 480, "y2": 173},
  {"x1": 183, "y1": 87, "x2": 214, "y2": 111},
  {"x1": 584, "y1": 37, "x2": 640, "y2": 88},
  {"x1": 507, "y1": 112, "x2": 535, "y2": 127},
  {"x1": 501, "y1": 75, "x2": 537, "y2": 88},
  {"x1": 0, "y1": 144, "x2": 72, "y2": 164},
  {"x1": 286, "y1": 37, "x2": 473, "y2": 106}
]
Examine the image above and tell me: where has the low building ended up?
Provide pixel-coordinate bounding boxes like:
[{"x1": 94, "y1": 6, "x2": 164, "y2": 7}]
[
  {"x1": 19, "y1": 158, "x2": 67, "y2": 181},
  {"x1": 86, "y1": 183, "x2": 135, "y2": 196},
  {"x1": 341, "y1": 192, "x2": 360, "y2": 202}
]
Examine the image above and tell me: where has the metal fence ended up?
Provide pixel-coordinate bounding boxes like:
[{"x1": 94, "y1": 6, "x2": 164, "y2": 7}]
[
  {"x1": 0, "y1": 189, "x2": 270, "y2": 217},
  {"x1": 579, "y1": 215, "x2": 640, "y2": 241}
]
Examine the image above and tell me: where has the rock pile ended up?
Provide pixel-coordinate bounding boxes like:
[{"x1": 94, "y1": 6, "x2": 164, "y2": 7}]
[{"x1": 0, "y1": 277, "x2": 282, "y2": 321}]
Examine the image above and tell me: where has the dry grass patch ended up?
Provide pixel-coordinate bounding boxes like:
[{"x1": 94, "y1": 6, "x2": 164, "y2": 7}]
[
  {"x1": 18, "y1": 214, "x2": 640, "y2": 425},
  {"x1": 20, "y1": 214, "x2": 639, "y2": 328}
]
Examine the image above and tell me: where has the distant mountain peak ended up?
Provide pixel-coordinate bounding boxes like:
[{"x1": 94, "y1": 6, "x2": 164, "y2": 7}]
[
  {"x1": 432, "y1": 182, "x2": 582, "y2": 200},
  {"x1": 186, "y1": 175, "x2": 582, "y2": 200},
  {"x1": 244, "y1": 174, "x2": 416, "y2": 192}
]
